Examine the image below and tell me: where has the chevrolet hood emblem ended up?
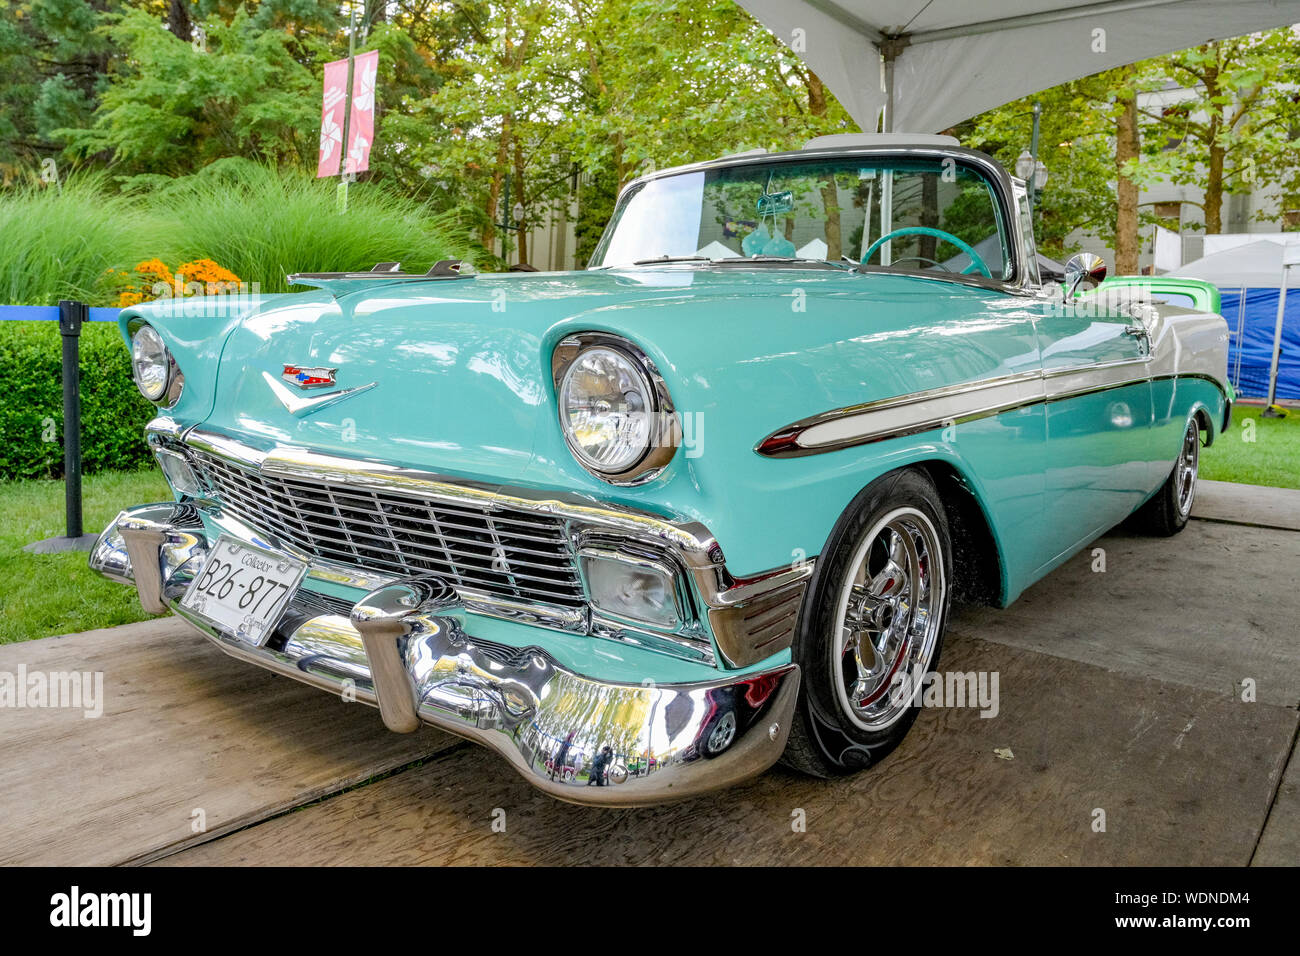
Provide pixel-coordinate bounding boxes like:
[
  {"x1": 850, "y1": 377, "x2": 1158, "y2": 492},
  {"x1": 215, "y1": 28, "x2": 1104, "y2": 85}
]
[
  {"x1": 262, "y1": 371, "x2": 376, "y2": 418},
  {"x1": 282, "y1": 364, "x2": 338, "y2": 389}
]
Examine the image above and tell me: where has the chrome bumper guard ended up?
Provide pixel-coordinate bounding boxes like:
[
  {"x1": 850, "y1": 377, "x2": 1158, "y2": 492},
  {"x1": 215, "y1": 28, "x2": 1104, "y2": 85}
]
[{"x1": 91, "y1": 503, "x2": 800, "y2": 806}]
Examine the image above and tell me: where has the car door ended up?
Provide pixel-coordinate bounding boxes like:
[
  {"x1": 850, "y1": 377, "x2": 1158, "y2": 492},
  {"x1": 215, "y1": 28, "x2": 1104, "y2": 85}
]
[{"x1": 1032, "y1": 287, "x2": 1155, "y2": 570}]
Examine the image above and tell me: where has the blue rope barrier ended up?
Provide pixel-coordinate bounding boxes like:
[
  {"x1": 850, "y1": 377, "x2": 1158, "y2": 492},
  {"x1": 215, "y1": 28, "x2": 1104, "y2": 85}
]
[{"x1": 0, "y1": 305, "x2": 120, "y2": 322}]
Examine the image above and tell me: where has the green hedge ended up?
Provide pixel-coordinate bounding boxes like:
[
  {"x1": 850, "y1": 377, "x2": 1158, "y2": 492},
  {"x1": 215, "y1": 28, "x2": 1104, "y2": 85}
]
[{"x1": 0, "y1": 322, "x2": 156, "y2": 480}]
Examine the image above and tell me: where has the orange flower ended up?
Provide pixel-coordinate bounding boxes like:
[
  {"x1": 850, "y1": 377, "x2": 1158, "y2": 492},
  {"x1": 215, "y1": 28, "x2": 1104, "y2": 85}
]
[
  {"x1": 133, "y1": 258, "x2": 174, "y2": 287},
  {"x1": 177, "y1": 258, "x2": 241, "y2": 287},
  {"x1": 109, "y1": 257, "x2": 242, "y2": 305}
]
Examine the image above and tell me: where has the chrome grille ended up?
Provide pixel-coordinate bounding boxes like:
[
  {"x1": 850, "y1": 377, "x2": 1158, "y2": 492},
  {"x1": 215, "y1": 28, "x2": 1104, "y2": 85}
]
[{"x1": 189, "y1": 450, "x2": 585, "y2": 607}]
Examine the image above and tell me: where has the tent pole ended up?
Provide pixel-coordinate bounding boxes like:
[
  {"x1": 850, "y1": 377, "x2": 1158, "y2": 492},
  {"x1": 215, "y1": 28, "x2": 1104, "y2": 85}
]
[
  {"x1": 1263, "y1": 274, "x2": 1288, "y2": 416},
  {"x1": 1263, "y1": 283, "x2": 1285, "y2": 415},
  {"x1": 878, "y1": 36, "x2": 904, "y2": 266},
  {"x1": 1264, "y1": 247, "x2": 1299, "y2": 417},
  {"x1": 878, "y1": 35, "x2": 907, "y2": 133},
  {"x1": 883, "y1": 54, "x2": 894, "y2": 132},
  {"x1": 1232, "y1": 289, "x2": 1245, "y2": 389}
]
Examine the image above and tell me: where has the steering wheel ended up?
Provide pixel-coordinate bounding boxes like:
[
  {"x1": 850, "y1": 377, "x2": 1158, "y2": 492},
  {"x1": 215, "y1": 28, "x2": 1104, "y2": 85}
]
[{"x1": 860, "y1": 226, "x2": 992, "y2": 278}]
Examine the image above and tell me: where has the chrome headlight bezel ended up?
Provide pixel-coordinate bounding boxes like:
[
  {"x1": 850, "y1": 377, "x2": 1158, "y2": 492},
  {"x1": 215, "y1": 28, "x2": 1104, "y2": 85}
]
[
  {"x1": 551, "y1": 332, "x2": 681, "y2": 485},
  {"x1": 128, "y1": 319, "x2": 184, "y2": 408}
]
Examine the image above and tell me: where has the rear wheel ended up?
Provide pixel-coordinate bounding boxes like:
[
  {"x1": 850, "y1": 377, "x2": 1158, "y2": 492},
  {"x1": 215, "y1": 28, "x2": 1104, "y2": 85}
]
[
  {"x1": 782, "y1": 469, "x2": 952, "y2": 777},
  {"x1": 1135, "y1": 417, "x2": 1200, "y2": 537}
]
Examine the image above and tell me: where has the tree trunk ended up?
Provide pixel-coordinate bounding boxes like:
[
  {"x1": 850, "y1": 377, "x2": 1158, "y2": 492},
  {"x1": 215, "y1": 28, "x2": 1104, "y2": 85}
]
[
  {"x1": 513, "y1": 140, "x2": 529, "y2": 265},
  {"x1": 806, "y1": 70, "x2": 841, "y2": 259},
  {"x1": 1114, "y1": 66, "x2": 1141, "y2": 275},
  {"x1": 485, "y1": 118, "x2": 512, "y2": 252},
  {"x1": 1202, "y1": 50, "x2": 1224, "y2": 234},
  {"x1": 919, "y1": 174, "x2": 939, "y2": 260},
  {"x1": 1204, "y1": 144, "x2": 1224, "y2": 234},
  {"x1": 166, "y1": 0, "x2": 192, "y2": 42}
]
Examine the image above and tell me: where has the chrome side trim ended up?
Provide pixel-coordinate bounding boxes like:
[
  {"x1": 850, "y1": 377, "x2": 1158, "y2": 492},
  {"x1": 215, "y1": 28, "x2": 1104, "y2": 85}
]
[
  {"x1": 756, "y1": 371, "x2": 1044, "y2": 458},
  {"x1": 756, "y1": 367, "x2": 1231, "y2": 459}
]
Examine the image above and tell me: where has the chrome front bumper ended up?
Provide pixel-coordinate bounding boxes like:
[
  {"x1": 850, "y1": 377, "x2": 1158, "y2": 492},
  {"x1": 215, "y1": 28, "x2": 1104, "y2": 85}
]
[{"x1": 91, "y1": 503, "x2": 800, "y2": 806}]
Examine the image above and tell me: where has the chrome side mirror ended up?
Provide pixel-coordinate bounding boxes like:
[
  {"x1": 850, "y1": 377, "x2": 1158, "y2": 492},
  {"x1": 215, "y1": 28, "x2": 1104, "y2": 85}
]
[{"x1": 1064, "y1": 252, "x2": 1107, "y2": 297}]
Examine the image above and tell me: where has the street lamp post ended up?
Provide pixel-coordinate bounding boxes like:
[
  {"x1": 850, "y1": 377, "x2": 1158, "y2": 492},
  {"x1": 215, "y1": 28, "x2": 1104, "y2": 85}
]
[
  {"x1": 1015, "y1": 102, "x2": 1048, "y2": 210},
  {"x1": 1029, "y1": 101, "x2": 1041, "y2": 205},
  {"x1": 496, "y1": 173, "x2": 524, "y2": 261}
]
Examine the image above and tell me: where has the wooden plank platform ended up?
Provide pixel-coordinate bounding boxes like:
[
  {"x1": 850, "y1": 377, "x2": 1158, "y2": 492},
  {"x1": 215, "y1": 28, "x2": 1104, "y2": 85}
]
[
  {"x1": 952, "y1": 519, "x2": 1300, "y2": 708},
  {"x1": 0, "y1": 617, "x2": 457, "y2": 866},
  {"x1": 1194, "y1": 478, "x2": 1300, "y2": 532},
  {"x1": 1253, "y1": 733, "x2": 1300, "y2": 866},
  {"x1": 156, "y1": 634, "x2": 1297, "y2": 867}
]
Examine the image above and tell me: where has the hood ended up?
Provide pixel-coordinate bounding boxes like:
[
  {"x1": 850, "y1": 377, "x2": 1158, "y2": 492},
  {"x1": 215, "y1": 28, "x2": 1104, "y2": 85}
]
[{"x1": 192, "y1": 266, "x2": 1040, "y2": 502}]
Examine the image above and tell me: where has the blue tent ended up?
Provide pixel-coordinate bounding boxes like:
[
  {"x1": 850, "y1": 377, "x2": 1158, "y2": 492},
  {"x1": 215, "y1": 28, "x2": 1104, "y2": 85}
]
[
  {"x1": 1217, "y1": 289, "x2": 1300, "y2": 401},
  {"x1": 1170, "y1": 239, "x2": 1300, "y2": 401}
]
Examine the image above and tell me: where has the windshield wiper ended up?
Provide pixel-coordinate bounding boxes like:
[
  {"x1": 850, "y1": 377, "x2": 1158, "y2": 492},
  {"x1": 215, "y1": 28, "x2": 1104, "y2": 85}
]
[
  {"x1": 710, "y1": 256, "x2": 849, "y2": 270},
  {"x1": 609, "y1": 255, "x2": 851, "y2": 271},
  {"x1": 630, "y1": 255, "x2": 712, "y2": 265}
]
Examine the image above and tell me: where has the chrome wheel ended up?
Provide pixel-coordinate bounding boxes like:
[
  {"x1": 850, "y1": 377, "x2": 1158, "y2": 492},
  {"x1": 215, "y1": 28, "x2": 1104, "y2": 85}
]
[
  {"x1": 831, "y1": 506, "x2": 946, "y2": 732},
  {"x1": 706, "y1": 711, "x2": 737, "y2": 753},
  {"x1": 1175, "y1": 419, "x2": 1200, "y2": 518}
]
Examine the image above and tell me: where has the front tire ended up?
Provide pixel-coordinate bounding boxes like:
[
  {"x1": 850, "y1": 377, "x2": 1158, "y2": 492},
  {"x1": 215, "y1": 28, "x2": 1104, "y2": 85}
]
[
  {"x1": 782, "y1": 468, "x2": 952, "y2": 778},
  {"x1": 1135, "y1": 417, "x2": 1200, "y2": 537}
]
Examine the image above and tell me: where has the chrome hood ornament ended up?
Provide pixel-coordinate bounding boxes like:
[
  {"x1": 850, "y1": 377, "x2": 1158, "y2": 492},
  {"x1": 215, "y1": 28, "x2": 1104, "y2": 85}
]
[
  {"x1": 282, "y1": 364, "x2": 338, "y2": 389},
  {"x1": 262, "y1": 371, "x2": 376, "y2": 418}
]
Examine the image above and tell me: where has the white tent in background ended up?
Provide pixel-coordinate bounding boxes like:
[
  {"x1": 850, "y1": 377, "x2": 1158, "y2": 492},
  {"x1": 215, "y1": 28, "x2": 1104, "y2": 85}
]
[
  {"x1": 1170, "y1": 240, "x2": 1300, "y2": 289},
  {"x1": 695, "y1": 240, "x2": 741, "y2": 259},
  {"x1": 1203, "y1": 233, "x2": 1298, "y2": 257},
  {"x1": 796, "y1": 238, "x2": 829, "y2": 260},
  {"x1": 733, "y1": 0, "x2": 1300, "y2": 132}
]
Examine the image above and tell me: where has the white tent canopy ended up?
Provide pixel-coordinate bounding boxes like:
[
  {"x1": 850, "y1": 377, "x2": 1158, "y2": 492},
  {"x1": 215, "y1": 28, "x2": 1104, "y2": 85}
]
[
  {"x1": 735, "y1": 0, "x2": 1300, "y2": 133},
  {"x1": 1171, "y1": 240, "x2": 1300, "y2": 288}
]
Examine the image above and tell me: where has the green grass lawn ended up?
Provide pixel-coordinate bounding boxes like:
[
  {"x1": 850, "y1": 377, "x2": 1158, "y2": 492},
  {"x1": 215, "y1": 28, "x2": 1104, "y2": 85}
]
[
  {"x1": 1200, "y1": 404, "x2": 1300, "y2": 490},
  {"x1": 0, "y1": 468, "x2": 170, "y2": 644}
]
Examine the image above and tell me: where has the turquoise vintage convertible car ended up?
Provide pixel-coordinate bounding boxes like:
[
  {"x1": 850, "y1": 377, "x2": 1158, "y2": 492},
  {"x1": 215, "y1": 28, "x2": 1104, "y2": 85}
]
[{"x1": 93, "y1": 134, "x2": 1231, "y2": 804}]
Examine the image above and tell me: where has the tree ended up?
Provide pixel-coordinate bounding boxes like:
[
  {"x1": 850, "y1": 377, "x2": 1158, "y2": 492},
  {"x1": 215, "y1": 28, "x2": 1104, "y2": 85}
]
[
  {"x1": 962, "y1": 73, "x2": 1123, "y2": 261},
  {"x1": 0, "y1": 0, "x2": 117, "y2": 179},
  {"x1": 63, "y1": 7, "x2": 325, "y2": 176},
  {"x1": 1113, "y1": 64, "x2": 1142, "y2": 274},
  {"x1": 1135, "y1": 30, "x2": 1300, "y2": 235}
]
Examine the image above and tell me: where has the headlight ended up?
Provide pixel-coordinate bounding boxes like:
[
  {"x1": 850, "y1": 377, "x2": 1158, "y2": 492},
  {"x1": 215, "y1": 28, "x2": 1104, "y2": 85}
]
[
  {"x1": 130, "y1": 324, "x2": 183, "y2": 406},
  {"x1": 553, "y1": 334, "x2": 679, "y2": 483}
]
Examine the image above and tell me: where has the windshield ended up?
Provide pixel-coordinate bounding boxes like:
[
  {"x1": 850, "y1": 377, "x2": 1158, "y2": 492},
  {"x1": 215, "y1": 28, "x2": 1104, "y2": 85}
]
[{"x1": 590, "y1": 156, "x2": 1014, "y2": 282}]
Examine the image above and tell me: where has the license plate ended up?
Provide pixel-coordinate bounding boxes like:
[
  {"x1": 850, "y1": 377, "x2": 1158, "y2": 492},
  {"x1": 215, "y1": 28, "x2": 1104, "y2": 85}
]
[{"x1": 180, "y1": 535, "x2": 308, "y2": 646}]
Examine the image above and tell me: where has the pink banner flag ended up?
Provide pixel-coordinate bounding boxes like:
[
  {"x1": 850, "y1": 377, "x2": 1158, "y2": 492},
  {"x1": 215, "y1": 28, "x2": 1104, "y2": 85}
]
[
  {"x1": 317, "y1": 57, "x2": 349, "y2": 177},
  {"x1": 344, "y1": 50, "x2": 379, "y2": 174}
]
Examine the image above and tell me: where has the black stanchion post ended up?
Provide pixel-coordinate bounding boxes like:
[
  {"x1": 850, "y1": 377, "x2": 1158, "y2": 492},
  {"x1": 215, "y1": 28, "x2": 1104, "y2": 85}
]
[
  {"x1": 60, "y1": 299, "x2": 85, "y2": 538},
  {"x1": 25, "y1": 300, "x2": 98, "y2": 553}
]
